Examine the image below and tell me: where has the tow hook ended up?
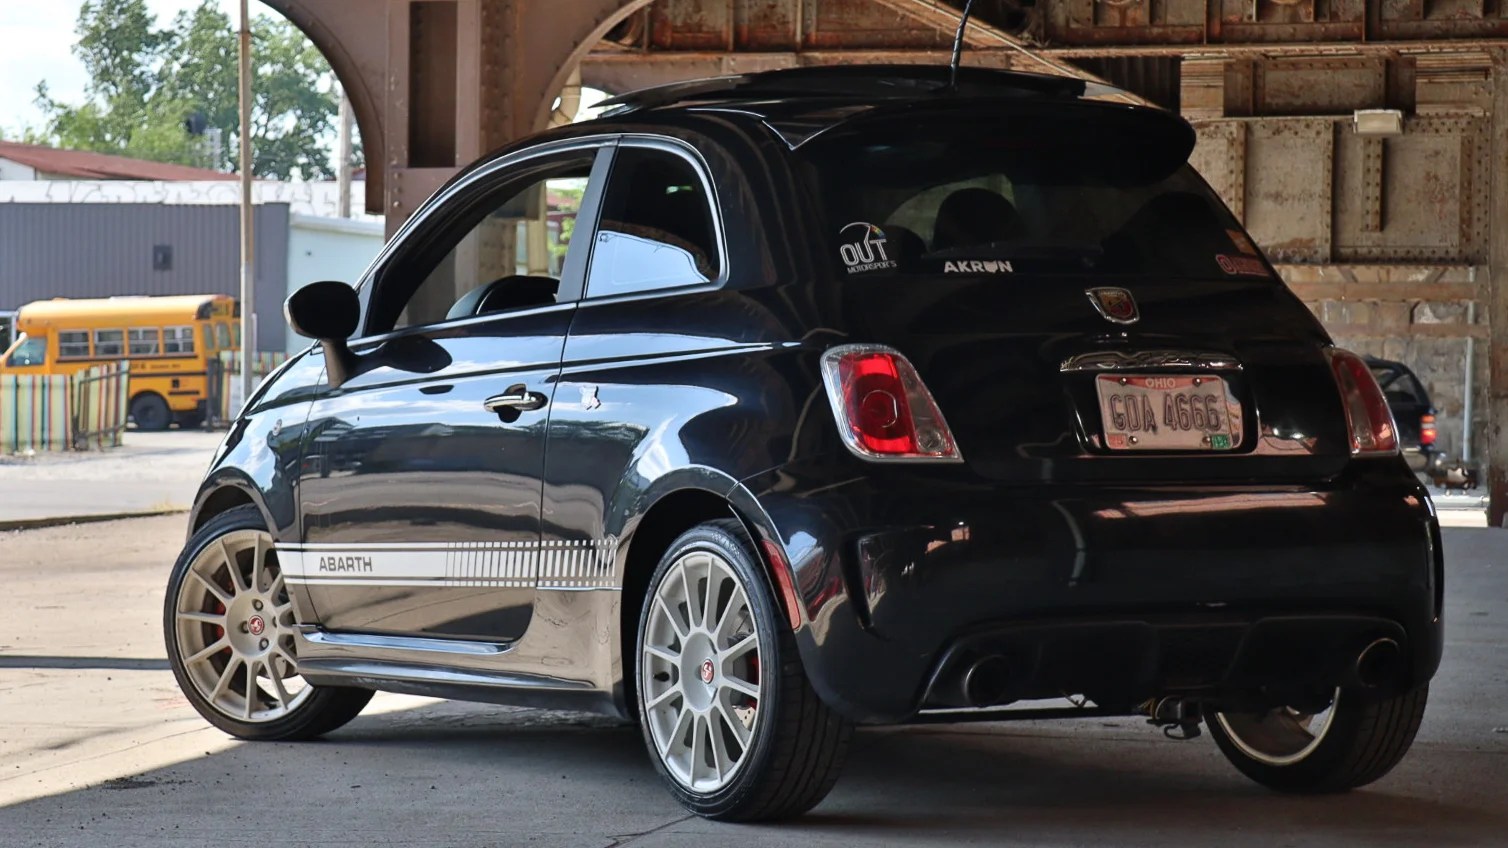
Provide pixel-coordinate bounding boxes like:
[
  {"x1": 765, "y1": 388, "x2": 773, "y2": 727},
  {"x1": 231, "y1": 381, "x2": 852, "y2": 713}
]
[{"x1": 1142, "y1": 696, "x2": 1203, "y2": 740}]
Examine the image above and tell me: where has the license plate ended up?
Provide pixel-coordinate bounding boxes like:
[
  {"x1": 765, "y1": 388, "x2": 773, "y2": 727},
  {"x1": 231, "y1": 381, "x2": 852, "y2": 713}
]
[{"x1": 1095, "y1": 374, "x2": 1242, "y2": 451}]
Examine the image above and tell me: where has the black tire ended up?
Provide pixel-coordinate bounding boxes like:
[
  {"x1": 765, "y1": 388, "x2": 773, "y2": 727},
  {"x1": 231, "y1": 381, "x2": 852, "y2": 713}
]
[
  {"x1": 129, "y1": 392, "x2": 172, "y2": 431},
  {"x1": 164, "y1": 504, "x2": 372, "y2": 741},
  {"x1": 634, "y1": 519, "x2": 852, "y2": 821},
  {"x1": 1208, "y1": 685, "x2": 1428, "y2": 793}
]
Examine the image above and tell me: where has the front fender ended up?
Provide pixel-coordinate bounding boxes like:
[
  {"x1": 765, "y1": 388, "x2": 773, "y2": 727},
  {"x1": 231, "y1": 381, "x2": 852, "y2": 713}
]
[{"x1": 185, "y1": 347, "x2": 326, "y2": 545}]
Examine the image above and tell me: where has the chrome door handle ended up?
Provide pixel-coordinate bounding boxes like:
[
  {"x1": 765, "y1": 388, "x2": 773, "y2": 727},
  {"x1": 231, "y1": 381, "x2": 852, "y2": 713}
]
[{"x1": 483, "y1": 386, "x2": 547, "y2": 413}]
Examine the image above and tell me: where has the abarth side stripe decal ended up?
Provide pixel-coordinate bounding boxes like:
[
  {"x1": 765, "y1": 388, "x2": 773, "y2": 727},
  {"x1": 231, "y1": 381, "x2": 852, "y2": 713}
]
[{"x1": 275, "y1": 537, "x2": 620, "y2": 590}]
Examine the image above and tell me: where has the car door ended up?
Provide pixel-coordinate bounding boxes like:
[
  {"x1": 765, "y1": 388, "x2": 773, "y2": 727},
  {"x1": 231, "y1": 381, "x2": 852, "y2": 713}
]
[
  {"x1": 293, "y1": 140, "x2": 613, "y2": 643},
  {"x1": 543, "y1": 138, "x2": 736, "y2": 560}
]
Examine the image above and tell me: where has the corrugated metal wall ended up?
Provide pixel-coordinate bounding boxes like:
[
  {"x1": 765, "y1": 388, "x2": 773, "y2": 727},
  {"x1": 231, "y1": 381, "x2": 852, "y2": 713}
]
[{"x1": 0, "y1": 203, "x2": 289, "y2": 350}]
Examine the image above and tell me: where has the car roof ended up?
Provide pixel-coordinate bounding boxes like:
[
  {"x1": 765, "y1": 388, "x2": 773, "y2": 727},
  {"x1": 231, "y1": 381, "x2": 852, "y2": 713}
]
[
  {"x1": 1362, "y1": 355, "x2": 1414, "y2": 373},
  {"x1": 437, "y1": 64, "x2": 1174, "y2": 210}
]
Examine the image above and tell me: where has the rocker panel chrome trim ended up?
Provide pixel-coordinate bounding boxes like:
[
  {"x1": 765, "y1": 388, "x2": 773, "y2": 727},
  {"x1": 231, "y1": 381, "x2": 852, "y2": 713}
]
[
  {"x1": 297, "y1": 659, "x2": 593, "y2": 691},
  {"x1": 301, "y1": 629, "x2": 511, "y2": 656}
]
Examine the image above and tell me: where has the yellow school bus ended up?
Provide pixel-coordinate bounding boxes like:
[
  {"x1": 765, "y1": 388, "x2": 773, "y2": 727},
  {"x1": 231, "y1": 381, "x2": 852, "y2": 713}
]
[{"x1": 0, "y1": 295, "x2": 239, "y2": 430}]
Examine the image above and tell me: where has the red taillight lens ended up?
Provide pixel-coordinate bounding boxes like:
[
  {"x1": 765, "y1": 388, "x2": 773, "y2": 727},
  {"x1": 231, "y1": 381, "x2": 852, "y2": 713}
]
[
  {"x1": 1420, "y1": 413, "x2": 1437, "y2": 446},
  {"x1": 1325, "y1": 349, "x2": 1399, "y2": 457},
  {"x1": 820, "y1": 344, "x2": 962, "y2": 462}
]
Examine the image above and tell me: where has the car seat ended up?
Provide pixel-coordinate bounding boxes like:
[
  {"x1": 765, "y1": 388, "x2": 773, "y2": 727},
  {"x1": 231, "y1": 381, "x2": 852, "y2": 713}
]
[{"x1": 931, "y1": 188, "x2": 1026, "y2": 250}]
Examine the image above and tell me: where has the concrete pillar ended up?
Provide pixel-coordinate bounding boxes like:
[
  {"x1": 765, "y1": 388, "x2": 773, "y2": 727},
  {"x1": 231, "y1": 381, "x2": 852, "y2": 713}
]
[
  {"x1": 1487, "y1": 51, "x2": 1508, "y2": 526},
  {"x1": 266, "y1": 0, "x2": 653, "y2": 234}
]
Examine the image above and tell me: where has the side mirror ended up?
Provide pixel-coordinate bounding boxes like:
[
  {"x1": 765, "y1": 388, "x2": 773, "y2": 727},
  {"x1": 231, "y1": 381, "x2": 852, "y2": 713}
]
[{"x1": 285, "y1": 281, "x2": 360, "y2": 388}]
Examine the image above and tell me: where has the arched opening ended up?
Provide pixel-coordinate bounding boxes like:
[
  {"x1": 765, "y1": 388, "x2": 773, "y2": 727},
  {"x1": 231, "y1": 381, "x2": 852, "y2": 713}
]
[
  {"x1": 259, "y1": 0, "x2": 385, "y2": 215},
  {"x1": 531, "y1": 0, "x2": 658, "y2": 134}
]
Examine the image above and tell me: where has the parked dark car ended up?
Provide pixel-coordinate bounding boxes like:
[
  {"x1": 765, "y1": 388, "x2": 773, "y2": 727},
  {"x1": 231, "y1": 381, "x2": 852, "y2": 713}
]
[
  {"x1": 1366, "y1": 355, "x2": 1442, "y2": 472},
  {"x1": 164, "y1": 66, "x2": 1442, "y2": 821}
]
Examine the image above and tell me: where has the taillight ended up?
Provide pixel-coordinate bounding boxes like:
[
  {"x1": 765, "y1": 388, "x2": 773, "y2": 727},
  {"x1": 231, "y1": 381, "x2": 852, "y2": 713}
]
[
  {"x1": 820, "y1": 344, "x2": 962, "y2": 462},
  {"x1": 1325, "y1": 348, "x2": 1399, "y2": 457},
  {"x1": 1420, "y1": 413, "x2": 1437, "y2": 446}
]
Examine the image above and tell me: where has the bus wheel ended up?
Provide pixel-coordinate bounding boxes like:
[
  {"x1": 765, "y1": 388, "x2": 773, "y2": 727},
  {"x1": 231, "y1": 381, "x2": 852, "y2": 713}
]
[{"x1": 130, "y1": 393, "x2": 172, "y2": 431}]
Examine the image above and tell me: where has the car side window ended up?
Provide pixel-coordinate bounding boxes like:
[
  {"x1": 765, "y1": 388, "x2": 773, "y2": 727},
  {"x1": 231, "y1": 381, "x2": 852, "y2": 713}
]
[
  {"x1": 585, "y1": 146, "x2": 719, "y2": 297},
  {"x1": 367, "y1": 156, "x2": 595, "y2": 336}
]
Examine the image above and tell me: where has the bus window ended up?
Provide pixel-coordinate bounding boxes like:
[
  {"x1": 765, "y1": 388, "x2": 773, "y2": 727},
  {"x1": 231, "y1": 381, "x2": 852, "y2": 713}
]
[
  {"x1": 164, "y1": 326, "x2": 196, "y2": 354},
  {"x1": 94, "y1": 329, "x2": 125, "y2": 357},
  {"x1": 216, "y1": 322, "x2": 231, "y2": 349},
  {"x1": 203, "y1": 324, "x2": 215, "y2": 352},
  {"x1": 128, "y1": 328, "x2": 161, "y2": 356},
  {"x1": 58, "y1": 330, "x2": 91, "y2": 359},
  {"x1": 6, "y1": 335, "x2": 46, "y2": 367}
]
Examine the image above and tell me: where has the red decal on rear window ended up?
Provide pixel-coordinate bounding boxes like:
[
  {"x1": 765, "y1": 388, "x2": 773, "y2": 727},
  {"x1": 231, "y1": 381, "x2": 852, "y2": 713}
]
[
  {"x1": 1216, "y1": 254, "x2": 1269, "y2": 277},
  {"x1": 1226, "y1": 230, "x2": 1259, "y2": 256}
]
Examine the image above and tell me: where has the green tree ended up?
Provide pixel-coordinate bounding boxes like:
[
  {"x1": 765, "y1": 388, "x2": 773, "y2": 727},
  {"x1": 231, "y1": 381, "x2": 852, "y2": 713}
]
[{"x1": 35, "y1": 0, "x2": 349, "y2": 179}]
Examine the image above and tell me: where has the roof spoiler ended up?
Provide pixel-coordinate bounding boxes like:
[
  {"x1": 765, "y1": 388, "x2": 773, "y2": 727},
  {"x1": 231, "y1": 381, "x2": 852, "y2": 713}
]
[{"x1": 598, "y1": 65, "x2": 1117, "y2": 117}]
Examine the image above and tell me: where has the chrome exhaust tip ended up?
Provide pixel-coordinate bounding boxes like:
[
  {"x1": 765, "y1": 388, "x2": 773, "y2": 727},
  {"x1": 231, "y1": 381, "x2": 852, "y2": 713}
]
[
  {"x1": 962, "y1": 655, "x2": 1011, "y2": 706},
  {"x1": 1353, "y1": 637, "x2": 1403, "y2": 689}
]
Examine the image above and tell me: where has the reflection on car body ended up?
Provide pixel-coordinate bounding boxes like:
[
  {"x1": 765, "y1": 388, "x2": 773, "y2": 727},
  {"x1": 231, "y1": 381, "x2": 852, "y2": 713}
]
[{"x1": 164, "y1": 65, "x2": 1443, "y2": 822}]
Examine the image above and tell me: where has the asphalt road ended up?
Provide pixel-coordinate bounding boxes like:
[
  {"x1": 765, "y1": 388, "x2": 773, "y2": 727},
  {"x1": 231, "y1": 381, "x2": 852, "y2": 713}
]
[{"x1": 1, "y1": 515, "x2": 1504, "y2": 848}]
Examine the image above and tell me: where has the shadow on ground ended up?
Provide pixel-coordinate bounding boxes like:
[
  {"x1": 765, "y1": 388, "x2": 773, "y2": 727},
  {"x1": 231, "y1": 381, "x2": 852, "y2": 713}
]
[{"x1": 2, "y1": 694, "x2": 1504, "y2": 848}]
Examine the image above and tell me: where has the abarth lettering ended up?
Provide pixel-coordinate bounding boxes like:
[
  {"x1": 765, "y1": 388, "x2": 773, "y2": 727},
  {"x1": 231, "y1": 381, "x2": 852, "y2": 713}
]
[{"x1": 318, "y1": 556, "x2": 374, "y2": 573}]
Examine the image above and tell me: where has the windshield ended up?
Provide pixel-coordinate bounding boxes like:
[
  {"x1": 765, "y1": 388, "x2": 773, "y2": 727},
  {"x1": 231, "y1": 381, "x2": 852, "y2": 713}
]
[
  {"x1": 5, "y1": 334, "x2": 46, "y2": 367},
  {"x1": 804, "y1": 110, "x2": 1271, "y2": 281}
]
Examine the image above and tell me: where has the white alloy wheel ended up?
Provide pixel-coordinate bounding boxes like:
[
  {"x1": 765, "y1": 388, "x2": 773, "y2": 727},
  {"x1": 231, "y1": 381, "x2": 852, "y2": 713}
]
[
  {"x1": 1214, "y1": 690, "x2": 1341, "y2": 766},
  {"x1": 171, "y1": 528, "x2": 310, "y2": 722},
  {"x1": 1208, "y1": 682, "x2": 1429, "y2": 794},
  {"x1": 641, "y1": 549, "x2": 763, "y2": 793}
]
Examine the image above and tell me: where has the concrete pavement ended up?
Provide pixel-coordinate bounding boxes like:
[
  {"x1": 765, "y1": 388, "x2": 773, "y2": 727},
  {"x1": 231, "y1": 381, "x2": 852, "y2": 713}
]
[
  {"x1": 0, "y1": 515, "x2": 1504, "y2": 847},
  {"x1": 0, "y1": 431, "x2": 221, "y2": 524}
]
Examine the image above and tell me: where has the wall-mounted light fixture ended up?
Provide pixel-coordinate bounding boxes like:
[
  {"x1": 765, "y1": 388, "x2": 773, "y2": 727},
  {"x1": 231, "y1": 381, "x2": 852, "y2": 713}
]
[{"x1": 1353, "y1": 109, "x2": 1404, "y2": 137}]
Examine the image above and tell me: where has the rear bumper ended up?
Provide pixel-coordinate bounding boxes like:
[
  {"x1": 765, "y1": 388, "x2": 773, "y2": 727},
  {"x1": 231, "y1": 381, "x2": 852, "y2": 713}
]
[
  {"x1": 742, "y1": 462, "x2": 1443, "y2": 723},
  {"x1": 921, "y1": 613, "x2": 1407, "y2": 714}
]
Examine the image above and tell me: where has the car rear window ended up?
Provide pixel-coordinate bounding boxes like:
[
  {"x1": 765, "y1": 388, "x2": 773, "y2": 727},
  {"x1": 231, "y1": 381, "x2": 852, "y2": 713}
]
[
  {"x1": 801, "y1": 108, "x2": 1270, "y2": 282},
  {"x1": 1371, "y1": 364, "x2": 1428, "y2": 406}
]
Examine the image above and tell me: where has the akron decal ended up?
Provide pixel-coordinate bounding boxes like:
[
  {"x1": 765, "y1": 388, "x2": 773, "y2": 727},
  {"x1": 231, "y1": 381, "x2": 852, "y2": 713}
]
[
  {"x1": 839, "y1": 222, "x2": 897, "y2": 274},
  {"x1": 943, "y1": 259, "x2": 1014, "y2": 274}
]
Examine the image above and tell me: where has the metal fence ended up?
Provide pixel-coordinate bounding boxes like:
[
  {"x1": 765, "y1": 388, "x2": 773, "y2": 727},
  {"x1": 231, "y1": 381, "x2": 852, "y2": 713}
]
[
  {"x1": 72, "y1": 362, "x2": 132, "y2": 450},
  {"x1": 0, "y1": 362, "x2": 130, "y2": 453}
]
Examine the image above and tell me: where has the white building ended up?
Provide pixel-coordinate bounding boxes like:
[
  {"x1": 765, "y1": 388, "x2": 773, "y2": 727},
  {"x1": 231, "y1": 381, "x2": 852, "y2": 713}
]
[{"x1": 0, "y1": 142, "x2": 384, "y2": 354}]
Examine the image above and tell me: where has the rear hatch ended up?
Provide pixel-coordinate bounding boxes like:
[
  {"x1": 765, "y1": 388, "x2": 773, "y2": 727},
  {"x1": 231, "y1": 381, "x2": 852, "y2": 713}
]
[{"x1": 799, "y1": 101, "x2": 1351, "y2": 484}]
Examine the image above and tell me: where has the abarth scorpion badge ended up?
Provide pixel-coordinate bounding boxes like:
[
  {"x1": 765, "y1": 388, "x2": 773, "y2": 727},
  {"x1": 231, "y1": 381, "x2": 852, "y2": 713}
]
[{"x1": 1087, "y1": 287, "x2": 1139, "y2": 325}]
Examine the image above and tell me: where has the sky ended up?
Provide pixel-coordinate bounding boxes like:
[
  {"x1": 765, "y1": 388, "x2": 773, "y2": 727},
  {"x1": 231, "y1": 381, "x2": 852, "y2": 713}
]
[{"x1": 0, "y1": 1, "x2": 273, "y2": 137}]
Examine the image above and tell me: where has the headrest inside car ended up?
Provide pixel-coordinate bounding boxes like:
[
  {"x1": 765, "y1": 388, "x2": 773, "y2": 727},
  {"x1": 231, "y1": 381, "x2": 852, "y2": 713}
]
[{"x1": 446, "y1": 275, "x2": 559, "y2": 320}]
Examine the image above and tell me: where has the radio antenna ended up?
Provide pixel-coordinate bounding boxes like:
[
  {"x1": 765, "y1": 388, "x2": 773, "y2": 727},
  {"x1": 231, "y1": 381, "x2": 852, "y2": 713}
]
[{"x1": 948, "y1": 0, "x2": 978, "y2": 90}]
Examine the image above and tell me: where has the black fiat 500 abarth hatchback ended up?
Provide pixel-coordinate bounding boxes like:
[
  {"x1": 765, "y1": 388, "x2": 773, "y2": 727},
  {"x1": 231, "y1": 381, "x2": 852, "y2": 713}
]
[{"x1": 166, "y1": 66, "x2": 1442, "y2": 821}]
